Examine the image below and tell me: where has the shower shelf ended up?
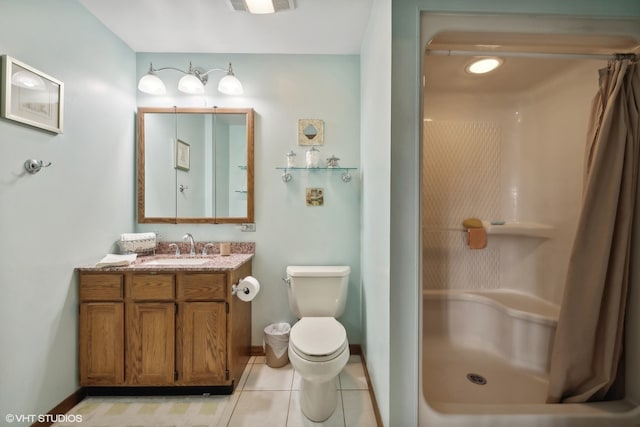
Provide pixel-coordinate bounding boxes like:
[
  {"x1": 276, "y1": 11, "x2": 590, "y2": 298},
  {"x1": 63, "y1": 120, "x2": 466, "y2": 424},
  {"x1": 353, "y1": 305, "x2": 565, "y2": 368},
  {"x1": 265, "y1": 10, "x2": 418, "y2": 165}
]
[{"x1": 484, "y1": 221, "x2": 554, "y2": 239}]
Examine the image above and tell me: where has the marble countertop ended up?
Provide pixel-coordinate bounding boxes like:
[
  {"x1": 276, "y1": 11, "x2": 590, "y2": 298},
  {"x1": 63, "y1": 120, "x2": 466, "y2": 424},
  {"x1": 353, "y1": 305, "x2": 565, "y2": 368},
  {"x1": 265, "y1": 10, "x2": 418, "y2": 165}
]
[
  {"x1": 77, "y1": 241, "x2": 254, "y2": 272},
  {"x1": 77, "y1": 253, "x2": 253, "y2": 272}
]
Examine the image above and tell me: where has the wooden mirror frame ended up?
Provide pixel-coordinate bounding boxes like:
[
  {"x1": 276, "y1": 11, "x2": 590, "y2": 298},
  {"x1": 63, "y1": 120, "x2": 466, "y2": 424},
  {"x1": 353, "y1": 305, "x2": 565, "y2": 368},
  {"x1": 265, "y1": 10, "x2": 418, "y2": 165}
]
[{"x1": 137, "y1": 107, "x2": 254, "y2": 224}]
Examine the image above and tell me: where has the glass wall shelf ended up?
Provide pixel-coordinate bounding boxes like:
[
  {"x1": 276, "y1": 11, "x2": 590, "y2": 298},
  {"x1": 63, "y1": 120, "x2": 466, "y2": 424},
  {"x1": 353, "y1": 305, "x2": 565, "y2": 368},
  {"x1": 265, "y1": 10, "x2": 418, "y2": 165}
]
[{"x1": 275, "y1": 167, "x2": 357, "y2": 183}]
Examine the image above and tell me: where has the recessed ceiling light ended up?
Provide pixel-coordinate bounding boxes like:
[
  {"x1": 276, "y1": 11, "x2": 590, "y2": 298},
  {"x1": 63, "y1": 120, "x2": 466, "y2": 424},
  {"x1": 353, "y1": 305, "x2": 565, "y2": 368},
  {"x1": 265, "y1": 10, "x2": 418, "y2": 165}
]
[
  {"x1": 226, "y1": 0, "x2": 295, "y2": 13},
  {"x1": 466, "y1": 57, "x2": 503, "y2": 74},
  {"x1": 245, "y1": 0, "x2": 275, "y2": 14}
]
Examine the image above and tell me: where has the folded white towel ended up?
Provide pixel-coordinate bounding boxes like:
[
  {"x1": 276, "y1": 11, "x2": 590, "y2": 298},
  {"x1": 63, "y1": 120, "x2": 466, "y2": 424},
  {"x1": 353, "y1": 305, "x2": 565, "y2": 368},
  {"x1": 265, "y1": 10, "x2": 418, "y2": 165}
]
[
  {"x1": 95, "y1": 253, "x2": 137, "y2": 268},
  {"x1": 119, "y1": 232, "x2": 157, "y2": 253},
  {"x1": 120, "y1": 232, "x2": 156, "y2": 242}
]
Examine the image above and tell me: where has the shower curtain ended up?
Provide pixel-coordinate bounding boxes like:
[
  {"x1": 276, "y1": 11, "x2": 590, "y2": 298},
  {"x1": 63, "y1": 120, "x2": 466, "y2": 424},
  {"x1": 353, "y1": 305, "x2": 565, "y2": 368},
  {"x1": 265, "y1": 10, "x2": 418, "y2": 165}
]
[{"x1": 547, "y1": 58, "x2": 639, "y2": 403}]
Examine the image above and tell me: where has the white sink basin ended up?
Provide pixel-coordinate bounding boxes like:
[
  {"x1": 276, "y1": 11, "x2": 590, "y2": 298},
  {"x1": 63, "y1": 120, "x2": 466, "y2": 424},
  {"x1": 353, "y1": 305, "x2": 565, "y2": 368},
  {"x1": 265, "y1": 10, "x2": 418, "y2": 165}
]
[{"x1": 144, "y1": 258, "x2": 210, "y2": 266}]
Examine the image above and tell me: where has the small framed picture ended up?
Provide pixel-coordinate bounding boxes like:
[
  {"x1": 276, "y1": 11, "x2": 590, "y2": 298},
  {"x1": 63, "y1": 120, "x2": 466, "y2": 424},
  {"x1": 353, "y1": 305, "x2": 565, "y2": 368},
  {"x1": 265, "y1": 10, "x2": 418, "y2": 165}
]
[
  {"x1": 298, "y1": 119, "x2": 324, "y2": 146},
  {"x1": 306, "y1": 187, "x2": 324, "y2": 206},
  {"x1": 176, "y1": 139, "x2": 190, "y2": 171},
  {"x1": 0, "y1": 55, "x2": 64, "y2": 134}
]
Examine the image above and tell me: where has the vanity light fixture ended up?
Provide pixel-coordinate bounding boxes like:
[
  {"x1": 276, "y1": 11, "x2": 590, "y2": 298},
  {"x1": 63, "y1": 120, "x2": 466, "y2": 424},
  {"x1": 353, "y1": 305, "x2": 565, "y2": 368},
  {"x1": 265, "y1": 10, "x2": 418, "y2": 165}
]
[
  {"x1": 465, "y1": 57, "x2": 503, "y2": 74},
  {"x1": 138, "y1": 62, "x2": 243, "y2": 95}
]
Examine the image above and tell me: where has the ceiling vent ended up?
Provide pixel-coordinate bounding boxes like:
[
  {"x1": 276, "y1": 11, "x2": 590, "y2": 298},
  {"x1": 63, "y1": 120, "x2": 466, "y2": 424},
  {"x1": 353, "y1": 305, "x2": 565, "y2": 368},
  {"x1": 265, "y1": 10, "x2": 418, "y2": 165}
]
[{"x1": 226, "y1": 0, "x2": 295, "y2": 13}]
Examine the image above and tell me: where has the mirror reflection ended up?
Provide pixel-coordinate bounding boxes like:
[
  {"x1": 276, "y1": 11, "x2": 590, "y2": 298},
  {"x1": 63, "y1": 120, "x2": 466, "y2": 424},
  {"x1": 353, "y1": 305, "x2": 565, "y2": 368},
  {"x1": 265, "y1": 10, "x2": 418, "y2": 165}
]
[
  {"x1": 303, "y1": 124, "x2": 318, "y2": 140},
  {"x1": 138, "y1": 107, "x2": 254, "y2": 223}
]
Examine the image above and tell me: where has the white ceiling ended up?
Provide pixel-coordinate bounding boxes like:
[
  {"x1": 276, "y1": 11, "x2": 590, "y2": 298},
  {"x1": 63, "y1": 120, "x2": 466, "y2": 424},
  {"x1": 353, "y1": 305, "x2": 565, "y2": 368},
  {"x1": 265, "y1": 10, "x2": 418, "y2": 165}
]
[
  {"x1": 78, "y1": 0, "x2": 373, "y2": 54},
  {"x1": 77, "y1": 3, "x2": 640, "y2": 92}
]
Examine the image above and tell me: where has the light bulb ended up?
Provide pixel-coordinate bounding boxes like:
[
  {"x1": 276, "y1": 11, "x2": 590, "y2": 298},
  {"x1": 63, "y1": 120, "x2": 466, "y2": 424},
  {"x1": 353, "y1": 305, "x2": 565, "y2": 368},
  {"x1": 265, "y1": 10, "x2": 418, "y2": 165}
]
[
  {"x1": 138, "y1": 73, "x2": 166, "y2": 95},
  {"x1": 218, "y1": 74, "x2": 243, "y2": 95},
  {"x1": 178, "y1": 74, "x2": 205, "y2": 94},
  {"x1": 466, "y1": 57, "x2": 503, "y2": 74}
]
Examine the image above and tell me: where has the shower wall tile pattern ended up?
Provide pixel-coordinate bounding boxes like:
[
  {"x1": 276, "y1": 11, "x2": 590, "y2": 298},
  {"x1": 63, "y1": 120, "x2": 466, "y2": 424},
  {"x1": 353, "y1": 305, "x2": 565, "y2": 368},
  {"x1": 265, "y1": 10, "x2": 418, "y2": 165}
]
[{"x1": 423, "y1": 121, "x2": 501, "y2": 290}]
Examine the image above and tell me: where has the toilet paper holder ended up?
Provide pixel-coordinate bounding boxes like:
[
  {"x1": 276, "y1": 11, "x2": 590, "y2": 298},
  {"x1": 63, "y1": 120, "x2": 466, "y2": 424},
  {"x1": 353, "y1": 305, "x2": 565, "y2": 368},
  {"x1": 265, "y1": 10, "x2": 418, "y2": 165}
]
[
  {"x1": 231, "y1": 281, "x2": 251, "y2": 296},
  {"x1": 232, "y1": 276, "x2": 260, "y2": 302}
]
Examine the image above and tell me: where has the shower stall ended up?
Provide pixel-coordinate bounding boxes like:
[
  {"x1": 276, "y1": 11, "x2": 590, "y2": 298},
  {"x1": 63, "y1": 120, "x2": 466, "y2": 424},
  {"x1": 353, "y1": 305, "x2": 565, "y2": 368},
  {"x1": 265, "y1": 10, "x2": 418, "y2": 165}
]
[{"x1": 420, "y1": 13, "x2": 640, "y2": 426}]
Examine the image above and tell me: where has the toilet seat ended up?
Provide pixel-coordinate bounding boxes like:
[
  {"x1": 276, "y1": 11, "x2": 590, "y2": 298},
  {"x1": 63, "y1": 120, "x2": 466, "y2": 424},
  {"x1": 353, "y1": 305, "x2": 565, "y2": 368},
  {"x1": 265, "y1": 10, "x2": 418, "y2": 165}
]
[{"x1": 290, "y1": 317, "x2": 348, "y2": 362}]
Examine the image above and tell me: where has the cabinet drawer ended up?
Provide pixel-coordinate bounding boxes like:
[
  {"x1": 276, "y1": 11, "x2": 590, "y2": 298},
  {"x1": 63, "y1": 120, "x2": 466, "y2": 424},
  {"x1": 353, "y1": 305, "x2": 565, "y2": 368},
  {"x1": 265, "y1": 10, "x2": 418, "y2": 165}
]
[
  {"x1": 129, "y1": 274, "x2": 174, "y2": 300},
  {"x1": 80, "y1": 274, "x2": 123, "y2": 300},
  {"x1": 178, "y1": 273, "x2": 226, "y2": 300}
]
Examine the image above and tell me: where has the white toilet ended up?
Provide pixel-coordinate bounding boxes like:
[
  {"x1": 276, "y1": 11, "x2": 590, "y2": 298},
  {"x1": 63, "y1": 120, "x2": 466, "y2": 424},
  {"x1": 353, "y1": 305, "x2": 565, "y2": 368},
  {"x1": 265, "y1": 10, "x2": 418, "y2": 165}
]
[{"x1": 285, "y1": 265, "x2": 351, "y2": 422}]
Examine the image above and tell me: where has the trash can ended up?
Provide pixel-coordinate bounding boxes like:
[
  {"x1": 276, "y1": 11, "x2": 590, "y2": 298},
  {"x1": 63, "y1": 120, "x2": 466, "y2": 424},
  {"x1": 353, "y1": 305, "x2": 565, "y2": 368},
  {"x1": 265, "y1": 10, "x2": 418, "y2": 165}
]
[{"x1": 263, "y1": 322, "x2": 291, "y2": 368}]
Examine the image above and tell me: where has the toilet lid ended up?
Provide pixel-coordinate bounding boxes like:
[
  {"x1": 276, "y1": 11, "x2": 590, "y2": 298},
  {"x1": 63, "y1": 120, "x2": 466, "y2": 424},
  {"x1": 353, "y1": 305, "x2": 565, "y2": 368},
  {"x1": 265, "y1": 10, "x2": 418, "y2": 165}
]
[{"x1": 290, "y1": 317, "x2": 347, "y2": 358}]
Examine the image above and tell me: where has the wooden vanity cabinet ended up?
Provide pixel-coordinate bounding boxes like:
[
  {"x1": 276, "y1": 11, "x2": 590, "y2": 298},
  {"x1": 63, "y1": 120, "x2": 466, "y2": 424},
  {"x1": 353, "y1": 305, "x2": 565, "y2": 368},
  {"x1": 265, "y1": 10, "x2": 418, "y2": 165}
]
[
  {"x1": 79, "y1": 273, "x2": 125, "y2": 385},
  {"x1": 175, "y1": 272, "x2": 227, "y2": 385},
  {"x1": 78, "y1": 260, "x2": 252, "y2": 392},
  {"x1": 125, "y1": 273, "x2": 175, "y2": 385}
]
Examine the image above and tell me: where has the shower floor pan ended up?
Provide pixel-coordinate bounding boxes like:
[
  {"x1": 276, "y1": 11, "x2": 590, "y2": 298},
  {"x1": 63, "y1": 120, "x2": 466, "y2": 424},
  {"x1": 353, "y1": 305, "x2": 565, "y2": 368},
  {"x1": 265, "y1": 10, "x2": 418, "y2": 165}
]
[
  {"x1": 422, "y1": 289, "x2": 559, "y2": 404},
  {"x1": 423, "y1": 336, "x2": 548, "y2": 404}
]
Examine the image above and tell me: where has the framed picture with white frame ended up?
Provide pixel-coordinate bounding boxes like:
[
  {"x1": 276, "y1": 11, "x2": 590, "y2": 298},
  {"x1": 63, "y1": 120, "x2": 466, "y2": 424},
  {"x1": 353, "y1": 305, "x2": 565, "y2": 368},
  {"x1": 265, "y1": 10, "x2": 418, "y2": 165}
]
[{"x1": 0, "y1": 55, "x2": 64, "y2": 134}]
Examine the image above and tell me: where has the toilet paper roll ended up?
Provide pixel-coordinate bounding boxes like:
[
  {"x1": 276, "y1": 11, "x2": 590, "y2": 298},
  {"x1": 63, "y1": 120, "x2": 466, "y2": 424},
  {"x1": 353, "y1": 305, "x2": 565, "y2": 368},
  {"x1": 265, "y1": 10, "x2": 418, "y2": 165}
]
[{"x1": 236, "y1": 276, "x2": 260, "y2": 302}]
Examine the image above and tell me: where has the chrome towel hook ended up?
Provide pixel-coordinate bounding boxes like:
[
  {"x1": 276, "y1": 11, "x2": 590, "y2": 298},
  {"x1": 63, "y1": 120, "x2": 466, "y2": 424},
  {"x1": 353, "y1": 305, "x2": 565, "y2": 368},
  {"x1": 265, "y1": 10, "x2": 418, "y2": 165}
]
[{"x1": 24, "y1": 159, "x2": 52, "y2": 174}]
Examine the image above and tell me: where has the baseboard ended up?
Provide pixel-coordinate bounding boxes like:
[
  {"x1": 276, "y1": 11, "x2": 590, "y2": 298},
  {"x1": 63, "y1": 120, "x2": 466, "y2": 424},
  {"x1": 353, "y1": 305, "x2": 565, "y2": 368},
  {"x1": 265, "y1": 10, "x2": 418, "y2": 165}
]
[
  {"x1": 30, "y1": 388, "x2": 85, "y2": 427},
  {"x1": 251, "y1": 343, "x2": 363, "y2": 357},
  {"x1": 358, "y1": 351, "x2": 384, "y2": 427},
  {"x1": 84, "y1": 385, "x2": 234, "y2": 396},
  {"x1": 349, "y1": 344, "x2": 362, "y2": 355}
]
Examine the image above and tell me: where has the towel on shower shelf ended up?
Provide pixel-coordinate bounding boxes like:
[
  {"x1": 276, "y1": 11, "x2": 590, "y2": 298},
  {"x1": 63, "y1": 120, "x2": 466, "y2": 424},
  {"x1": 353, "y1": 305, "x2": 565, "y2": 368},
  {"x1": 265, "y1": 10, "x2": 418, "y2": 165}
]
[
  {"x1": 463, "y1": 217, "x2": 487, "y2": 249},
  {"x1": 467, "y1": 228, "x2": 487, "y2": 249}
]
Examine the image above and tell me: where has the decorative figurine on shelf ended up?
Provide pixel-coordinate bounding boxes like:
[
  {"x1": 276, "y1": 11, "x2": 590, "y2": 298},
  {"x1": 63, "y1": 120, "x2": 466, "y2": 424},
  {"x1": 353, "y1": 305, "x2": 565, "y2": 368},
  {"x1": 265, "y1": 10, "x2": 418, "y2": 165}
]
[
  {"x1": 326, "y1": 155, "x2": 340, "y2": 168},
  {"x1": 286, "y1": 150, "x2": 297, "y2": 168},
  {"x1": 306, "y1": 146, "x2": 321, "y2": 168}
]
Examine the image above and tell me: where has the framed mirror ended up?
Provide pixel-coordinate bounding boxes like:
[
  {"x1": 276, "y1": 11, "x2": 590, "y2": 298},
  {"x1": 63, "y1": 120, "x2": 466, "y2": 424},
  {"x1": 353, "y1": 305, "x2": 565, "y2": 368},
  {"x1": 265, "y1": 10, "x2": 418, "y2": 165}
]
[{"x1": 137, "y1": 107, "x2": 254, "y2": 223}]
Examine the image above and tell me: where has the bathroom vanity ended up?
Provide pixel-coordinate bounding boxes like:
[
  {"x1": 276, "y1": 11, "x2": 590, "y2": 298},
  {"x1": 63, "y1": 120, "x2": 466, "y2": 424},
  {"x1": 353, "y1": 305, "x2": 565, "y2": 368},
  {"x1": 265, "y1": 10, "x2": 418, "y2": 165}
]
[{"x1": 76, "y1": 252, "x2": 252, "y2": 394}]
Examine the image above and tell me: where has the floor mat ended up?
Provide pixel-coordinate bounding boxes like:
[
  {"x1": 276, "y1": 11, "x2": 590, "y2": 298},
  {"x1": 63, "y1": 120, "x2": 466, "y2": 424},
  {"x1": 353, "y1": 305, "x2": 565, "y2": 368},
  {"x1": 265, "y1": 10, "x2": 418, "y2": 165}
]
[{"x1": 52, "y1": 395, "x2": 233, "y2": 427}]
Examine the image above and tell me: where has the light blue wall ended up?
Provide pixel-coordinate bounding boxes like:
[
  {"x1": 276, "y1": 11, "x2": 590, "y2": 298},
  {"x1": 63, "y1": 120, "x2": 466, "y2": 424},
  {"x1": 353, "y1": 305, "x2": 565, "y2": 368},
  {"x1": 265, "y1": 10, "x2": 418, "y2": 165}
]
[
  {"x1": 136, "y1": 53, "x2": 362, "y2": 346},
  {"x1": 360, "y1": 0, "x2": 392, "y2": 425},
  {"x1": 0, "y1": 0, "x2": 136, "y2": 419},
  {"x1": 389, "y1": 1, "x2": 640, "y2": 426}
]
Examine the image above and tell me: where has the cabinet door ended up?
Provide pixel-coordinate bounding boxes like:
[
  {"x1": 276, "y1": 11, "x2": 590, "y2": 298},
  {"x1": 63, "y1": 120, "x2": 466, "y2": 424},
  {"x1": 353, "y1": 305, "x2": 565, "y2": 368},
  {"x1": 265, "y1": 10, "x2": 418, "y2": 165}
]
[
  {"x1": 126, "y1": 302, "x2": 175, "y2": 385},
  {"x1": 79, "y1": 302, "x2": 124, "y2": 385},
  {"x1": 178, "y1": 302, "x2": 227, "y2": 384}
]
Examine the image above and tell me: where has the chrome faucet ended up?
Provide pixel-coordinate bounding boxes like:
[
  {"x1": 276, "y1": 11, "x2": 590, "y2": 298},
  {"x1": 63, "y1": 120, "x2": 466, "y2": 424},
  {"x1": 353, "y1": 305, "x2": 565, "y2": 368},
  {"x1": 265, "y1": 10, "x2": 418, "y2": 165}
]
[{"x1": 183, "y1": 233, "x2": 196, "y2": 256}]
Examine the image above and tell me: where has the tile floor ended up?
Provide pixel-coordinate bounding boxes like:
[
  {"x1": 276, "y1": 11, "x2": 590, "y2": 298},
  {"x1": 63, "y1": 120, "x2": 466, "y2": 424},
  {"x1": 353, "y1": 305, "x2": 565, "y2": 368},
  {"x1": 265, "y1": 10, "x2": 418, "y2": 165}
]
[
  {"x1": 56, "y1": 355, "x2": 378, "y2": 427},
  {"x1": 226, "y1": 354, "x2": 378, "y2": 426}
]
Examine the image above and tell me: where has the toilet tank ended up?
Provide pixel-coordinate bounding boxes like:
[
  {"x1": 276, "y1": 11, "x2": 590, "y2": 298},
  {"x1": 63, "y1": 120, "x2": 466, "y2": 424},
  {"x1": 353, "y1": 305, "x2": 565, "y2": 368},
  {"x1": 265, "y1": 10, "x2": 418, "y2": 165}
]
[{"x1": 286, "y1": 266, "x2": 350, "y2": 318}]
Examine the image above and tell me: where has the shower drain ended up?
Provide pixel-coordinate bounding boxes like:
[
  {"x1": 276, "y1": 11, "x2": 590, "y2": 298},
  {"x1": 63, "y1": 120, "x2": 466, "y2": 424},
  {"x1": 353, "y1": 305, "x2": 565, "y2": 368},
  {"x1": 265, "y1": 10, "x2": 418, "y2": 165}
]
[{"x1": 466, "y1": 373, "x2": 487, "y2": 385}]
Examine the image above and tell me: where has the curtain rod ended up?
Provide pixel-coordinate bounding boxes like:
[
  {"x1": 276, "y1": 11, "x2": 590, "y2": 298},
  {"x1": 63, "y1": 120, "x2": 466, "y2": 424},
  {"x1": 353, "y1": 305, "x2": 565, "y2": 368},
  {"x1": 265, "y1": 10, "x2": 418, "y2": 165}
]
[{"x1": 425, "y1": 49, "x2": 638, "y2": 61}]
